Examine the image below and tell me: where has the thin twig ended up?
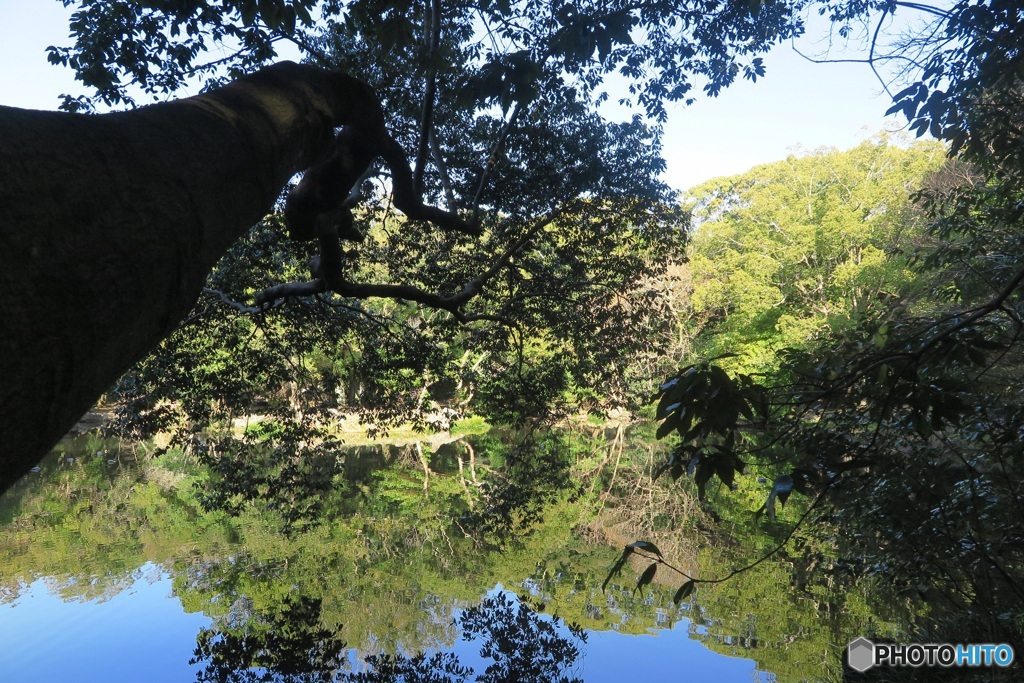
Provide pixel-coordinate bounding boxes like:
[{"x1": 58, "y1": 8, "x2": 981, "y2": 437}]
[{"x1": 636, "y1": 477, "x2": 836, "y2": 586}]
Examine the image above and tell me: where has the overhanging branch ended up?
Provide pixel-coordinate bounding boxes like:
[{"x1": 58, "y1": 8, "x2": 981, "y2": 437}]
[{"x1": 255, "y1": 208, "x2": 564, "y2": 322}]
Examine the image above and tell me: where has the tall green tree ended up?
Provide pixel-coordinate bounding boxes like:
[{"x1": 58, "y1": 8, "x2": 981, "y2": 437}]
[{"x1": 682, "y1": 137, "x2": 945, "y2": 372}]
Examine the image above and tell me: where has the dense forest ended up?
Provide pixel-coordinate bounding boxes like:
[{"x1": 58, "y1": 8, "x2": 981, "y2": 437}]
[{"x1": 2, "y1": 0, "x2": 1024, "y2": 680}]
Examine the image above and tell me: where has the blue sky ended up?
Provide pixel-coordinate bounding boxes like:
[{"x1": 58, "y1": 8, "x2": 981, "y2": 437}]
[
  {"x1": 659, "y1": 40, "x2": 907, "y2": 190},
  {"x1": 0, "y1": 2, "x2": 910, "y2": 191}
]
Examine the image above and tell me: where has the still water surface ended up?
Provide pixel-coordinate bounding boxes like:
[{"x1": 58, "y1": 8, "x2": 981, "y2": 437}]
[
  {"x1": 0, "y1": 565, "x2": 770, "y2": 682},
  {"x1": 0, "y1": 434, "x2": 905, "y2": 681}
]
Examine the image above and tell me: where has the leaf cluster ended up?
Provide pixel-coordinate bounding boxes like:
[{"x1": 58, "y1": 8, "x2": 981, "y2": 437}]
[
  {"x1": 876, "y1": 0, "x2": 1024, "y2": 174},
  {"x1": 651, "y1": 360, "x2": 762, "y2": 498},
  {"x1": 50, "y1": 0, "x2": 803, "y2": 119}
]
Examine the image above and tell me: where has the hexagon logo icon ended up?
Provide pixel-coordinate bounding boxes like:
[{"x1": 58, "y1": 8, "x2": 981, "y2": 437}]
[{"x1": 847, "y1": 637, "x2": 875, "y2": 672}]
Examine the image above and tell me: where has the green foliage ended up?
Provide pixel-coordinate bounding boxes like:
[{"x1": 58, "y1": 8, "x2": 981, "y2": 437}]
[
  {"x1": 196, "y1": 421, "x2": 349, "y2": 534},
  {"x1": 34, "y1": 2, "x2": 1024, "y2": 671},
  {"x1": 648, "y1": 145, "x2": 1024, "y2": 658},
  {"x1": 681, "y1": 138, "x2": 946, "y2": 374},
  {"x1": 460, "y1": 430, "x2": 580, "y2": 542},
  {"x1": 650, "y1": 360, "x2": 762, "y2": 498},
  {"x1": 874, "y1": 0, "x2": 1024, "y2": 171},
  {"x1": 192, "y1": 595, "x2": 346, "y2": 683},
  {"x1": 763, "y1": 165, "x2": 1024, "y2": 653},
  {"x1": 51, "y1": 0, "x2": 802, "y2": 119},
  {"x1": 91, "y1": 1, "x2": 694, "y2": 483},
  {"x1": 448, "y1": 415, "x2": 490, "y2": 436}
]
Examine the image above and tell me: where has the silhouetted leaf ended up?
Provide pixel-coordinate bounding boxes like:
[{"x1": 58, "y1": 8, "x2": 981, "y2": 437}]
[
  {"x1": 601, "y1": 545, "x2": 634, "y2": 592},
  {"x1": 764, "y1": 474, "x2": 794, "y2": 521},
  {"x1": 626, "y1": 540, "x2": 663, "y2": 558},
  {"x1": 695, "y1": 460, "x2": 715, "y2": 499},
  {"x1": 655, "y1": 410, "x2": 681, "y2": 439},
  {"x1": 635, "y1": 562, "x2": 658, "y2": 594},
  {"x1": 673, "y1": 580, "x2": 695, "y2": 605}
]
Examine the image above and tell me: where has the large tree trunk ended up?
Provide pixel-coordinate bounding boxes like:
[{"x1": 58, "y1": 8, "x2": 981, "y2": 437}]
[{"x1": 0, "y1": 62, "x2": 377, "y2": 493}]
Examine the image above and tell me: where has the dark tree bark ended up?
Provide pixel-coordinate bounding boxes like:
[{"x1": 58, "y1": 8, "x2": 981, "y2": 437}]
[{"x1": 0, "y1": 61, "x2": 385, "y2": 493}]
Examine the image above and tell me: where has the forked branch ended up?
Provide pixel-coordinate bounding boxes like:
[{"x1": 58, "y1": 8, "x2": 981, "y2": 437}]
[{"x1": 256, "y1": 208, "x2": 563, "y2": 323}]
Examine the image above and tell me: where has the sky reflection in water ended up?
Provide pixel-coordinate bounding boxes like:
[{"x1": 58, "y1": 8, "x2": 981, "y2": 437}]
[
  {"x1": 0, "y1": 565, "x2": 767, "y2": 682},
  {"x1": 0, "y1": 567, "x2": 210, "y2": 682}
]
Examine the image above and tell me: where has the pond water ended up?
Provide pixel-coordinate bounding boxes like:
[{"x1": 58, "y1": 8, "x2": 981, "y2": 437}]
[
  {"x1": 0, "y1": 433, "x2": 913, "y2": 682},
  {"x1": 0, "y1": 566, "x2": 770, "y2": 682}
]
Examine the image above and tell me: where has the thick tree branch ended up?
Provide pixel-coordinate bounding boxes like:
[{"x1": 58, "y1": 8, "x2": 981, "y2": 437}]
[
  {"x1": 203, "y1": 287, "x2": 261, "y2": 314},
  {"x1": 0, "y1": 61, "x2": 415, "y2": 492},
  {"x1": 378, "y1": 134, "x2": 478, "y2": 233},
  {"x1": 285, "y1": 122, "x2": 477, "y2": 244}
]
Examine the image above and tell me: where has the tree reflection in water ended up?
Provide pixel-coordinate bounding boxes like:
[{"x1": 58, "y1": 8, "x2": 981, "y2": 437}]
[
  {"x1": 455, "y1": 592, "x2": 585, "y2": 683},
  {"x1": 190, "y1": 592, "x2": 584, "y2": 683},
  {"x1": 192, "y1": 595, "x2": 346, "y2": 683}
]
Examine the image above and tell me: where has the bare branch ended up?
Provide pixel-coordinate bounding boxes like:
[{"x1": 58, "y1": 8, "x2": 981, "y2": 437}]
[
  {"x1": 868, "y1": 5, "x2": 896, "y2": 98},
  {"x1": 892, "y1": 2, "x2": 953, "y2": 20},
  {"x1": 203, "y1": 287, "x2": 262, "y2": 314},
  {"x1": 255, "y1": 280, "x2": 327, "y2": 306},
  {"x1": 471, "y1": 102, "x2": 525, "y2": 225},
  {"x1": 430, "y1": 127, "x2": 459, "y2": 213},
  {"x1": 413, "y1": 0, "x2": 443, "y2": 197}
]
